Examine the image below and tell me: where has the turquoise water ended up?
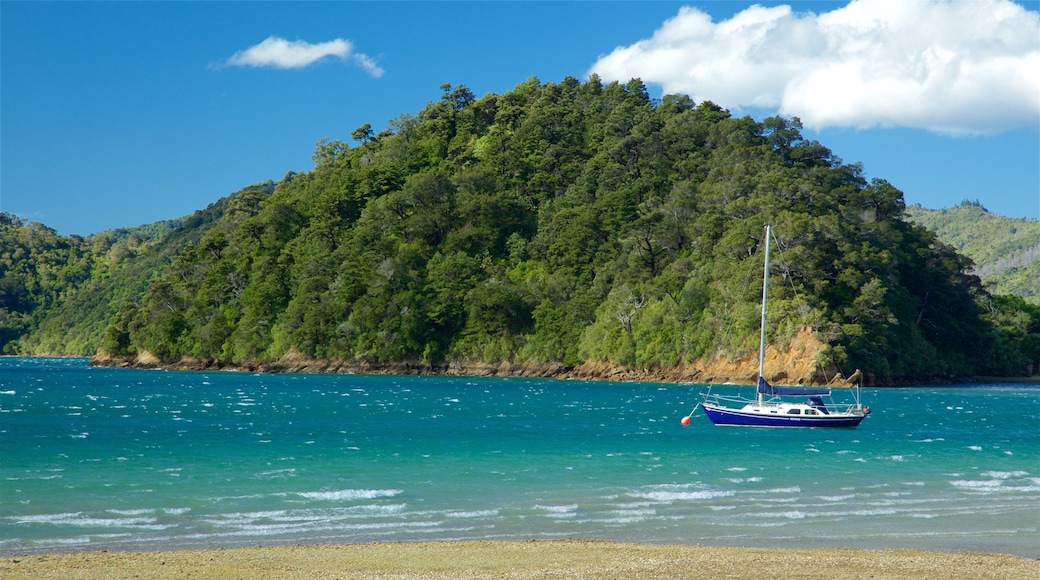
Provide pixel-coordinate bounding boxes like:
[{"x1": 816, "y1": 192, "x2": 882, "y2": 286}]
[{"x1": 1, "y1": 357, "x2": 1037, "y2": 556}]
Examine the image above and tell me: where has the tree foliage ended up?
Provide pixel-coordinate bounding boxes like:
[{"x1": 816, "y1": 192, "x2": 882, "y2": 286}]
[{"x1": 4, "y1": 78, "x2": 1037, "y2": 380}]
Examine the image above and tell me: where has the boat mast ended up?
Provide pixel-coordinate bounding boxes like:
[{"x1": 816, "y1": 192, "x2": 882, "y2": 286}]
[{"x1": 757, "y1": 225, "x2": 771, "y2": 406}]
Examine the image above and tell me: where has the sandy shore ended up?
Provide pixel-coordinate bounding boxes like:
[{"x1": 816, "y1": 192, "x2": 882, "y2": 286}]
[{"x1": 1, "y1": 540, "x2": 1036, "y2": 579}]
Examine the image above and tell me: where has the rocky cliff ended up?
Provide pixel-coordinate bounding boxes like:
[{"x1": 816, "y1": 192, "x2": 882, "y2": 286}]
[{"x1": 91, "y1": 327, "x2": 865, "y2": 386}]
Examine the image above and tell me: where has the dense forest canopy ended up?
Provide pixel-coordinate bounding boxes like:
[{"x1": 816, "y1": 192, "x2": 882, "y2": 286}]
[{"x1": 2, "y1": 76, "x2": 1038, "y2": 381}]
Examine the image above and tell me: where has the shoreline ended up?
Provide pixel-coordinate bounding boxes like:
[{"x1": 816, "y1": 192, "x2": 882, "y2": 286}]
[
  {"x1": 9, "y1": 354, "x2": 1039, "y2": 386},
  {"x1": 84, "y1": 352, "x2": 1040, "y2": 387},
  {"x1": 2, "y1": 540, "x2": 1037, "y2": 580}
]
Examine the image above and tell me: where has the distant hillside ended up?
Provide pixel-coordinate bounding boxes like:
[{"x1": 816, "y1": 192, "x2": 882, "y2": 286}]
[
  {"x1": 906, "y1": 201, "x2": 1040, "y2": 303},
  {"x1": 1, "y1": 181, "x2": 275, "y2": 355}
]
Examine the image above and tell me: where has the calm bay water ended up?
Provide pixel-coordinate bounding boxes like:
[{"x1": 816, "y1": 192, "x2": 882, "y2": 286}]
[{"x1": 1, "y1": 357, "x2": 1037, "y2": 557}]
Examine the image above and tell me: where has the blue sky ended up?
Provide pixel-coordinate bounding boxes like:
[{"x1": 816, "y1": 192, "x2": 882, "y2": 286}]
[{"x1": 2, "y1": 1, "x2": 1038, "y2": 236}]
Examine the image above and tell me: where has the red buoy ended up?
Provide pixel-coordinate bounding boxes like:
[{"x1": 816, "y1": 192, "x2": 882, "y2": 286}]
[{"x1": 680, "y1": 415, "x2": 691, "y2": 426}]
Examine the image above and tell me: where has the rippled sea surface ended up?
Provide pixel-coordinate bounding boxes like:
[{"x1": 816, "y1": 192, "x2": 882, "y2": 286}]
[{"x1": 1, "y1": 357, "x2": 1037, "y2": 556}]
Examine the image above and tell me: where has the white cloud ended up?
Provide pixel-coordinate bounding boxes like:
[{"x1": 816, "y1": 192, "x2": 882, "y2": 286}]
[
  {"x1": 224, "y1": 36, "x2": 383, "y2": 77},
  {"x1": 589, "y1": 0, "x2": 1040, "y2": 135},
  {"x1": 351, "y1": 53, "x2": 385, "y2": 79}
]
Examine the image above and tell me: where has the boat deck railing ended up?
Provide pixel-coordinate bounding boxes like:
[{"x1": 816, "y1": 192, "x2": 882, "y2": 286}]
[
  {"x1": 700, "y1": 392, "x2": 753, "y2": 406},
  {"x1": 701, "y1": 391, "x2": 869, "y2": 415}
]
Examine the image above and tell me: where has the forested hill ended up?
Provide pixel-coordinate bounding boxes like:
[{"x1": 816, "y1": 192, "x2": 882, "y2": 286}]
[
  {"x1": 1, "y1": 182, "x2": 275, "y2": 355},
  {"x1": 906, "y1": 201, "x2": 1040, "y2": 303},
  {"x1": 4, "y1": 77, "x2": 1039, "y2": 382}
]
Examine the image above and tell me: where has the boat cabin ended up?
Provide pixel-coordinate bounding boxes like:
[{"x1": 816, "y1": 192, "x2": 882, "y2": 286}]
[
  {"x1": 738, "y1": 402, "x2": 828, "y2": 415},
  {"x1": 806, "y1": 396, "x2": 831, "y2": 414}
]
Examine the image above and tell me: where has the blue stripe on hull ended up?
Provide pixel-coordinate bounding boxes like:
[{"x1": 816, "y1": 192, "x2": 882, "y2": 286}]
[{"x1": 702, "y1": 404, "x2": 865, "y2": 428}]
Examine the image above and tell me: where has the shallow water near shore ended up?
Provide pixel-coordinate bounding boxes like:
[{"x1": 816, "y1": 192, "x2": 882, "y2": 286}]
[{"x1": 1, "y1": 357, "x2": 1037, "y2": 556}]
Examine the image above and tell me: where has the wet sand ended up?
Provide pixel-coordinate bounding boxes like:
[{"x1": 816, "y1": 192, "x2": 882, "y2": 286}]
[{"x1": 2, "y1": 540, "x2": 1037, "y2": 579}]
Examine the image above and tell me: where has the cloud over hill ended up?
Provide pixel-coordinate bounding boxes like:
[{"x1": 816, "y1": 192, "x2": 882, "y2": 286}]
[{"x1": 590, "y1": 0, "x2": 1039, "y2": 135}]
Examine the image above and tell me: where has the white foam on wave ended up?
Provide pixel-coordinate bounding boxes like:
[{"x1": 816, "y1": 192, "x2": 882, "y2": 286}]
[
  {"x1": 211, "y1": 504, "x2": 410, "y2": 529},
  {"x1": 445, "y1": 509, "x2": 499, "y2": 518},
  {"x1": 44, "y1": 536, "x2": 100, "y2": 546},
  {"x1": 108, "y1": 508, "x2": 154, "y2": 516},
  {"x1": 983, "y1": 471, "x2": 1029, "y2": 479},
  {"x1": 536, "y1": 504, "x2": 578, "y2": 516},
  {"x1": 257, "y1": 468, "x2": 297, "y2": 479},
  {"x1": 605, "y1": 508, "x2": 655, "y2": 518},
  {"x1": 345, "y1": 504, "x2": 407, "y2": 516},
  {"x1": 826, "y1": 507, "x2": 899, "y2": 517},
  {"x1": 950, "y1": 476, "x2": 1040, "y2": 494},
  {"x1": 755, "y1": 497, "x2": 798, "y2": 504},
  {"x1": 204, "y1": 510, "x2": 288, "y2": 525},
  {"x1": 609, "y1": 500, "x2": 655, "y2": 509},
  {"x1": 11, "y1": 511, "x2": 174, "y2": 530},
  {"x1": 206, "y1": 518, "x2": 442, "y2": 538},
  {"x1": 630, "y1": 484, "x2": 736, "y2": 502},
  {"x1": 750, "y1": 506, "x2": 899, "y2": 520},
  {"x1": 10, "y1": 473, "x2": 63, "y2": 481},
  {"x1": 593, "y1": 514, "x2": 648, "y2": 524},
  {"x1": 761, "y1": 487, "x2": 800, "y2": 494},
  {"x1": 754, "y1": 510, "x2": 806, "y2": 520},
  {"x1": 820, "y1": 494, "x2": 856, "y2": 502},
  {"x1": 10, "y1": 512, "x2": 82, "y2": 524},
  {"x1": 950, "y1": 479, "x2": 1005, "y2": 492},
  {"x1": 297, "y1": 489, "x2": 403, "y2": 501}
]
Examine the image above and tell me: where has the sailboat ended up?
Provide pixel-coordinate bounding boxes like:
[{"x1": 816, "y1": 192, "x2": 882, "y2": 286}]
[{"x1": 696, "y1": 226, "x2": 870, "y2": 428}]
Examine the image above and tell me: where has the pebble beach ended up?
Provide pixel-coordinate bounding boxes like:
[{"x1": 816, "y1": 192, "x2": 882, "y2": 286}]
[{"x1": 2, "y1": 541, "x2": 1037, "y2": 580}]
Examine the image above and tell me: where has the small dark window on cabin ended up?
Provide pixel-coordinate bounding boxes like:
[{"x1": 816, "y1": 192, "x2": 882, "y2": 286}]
[{"x1": 787, "y1": 409, "x2": 801, "y2": 415}]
